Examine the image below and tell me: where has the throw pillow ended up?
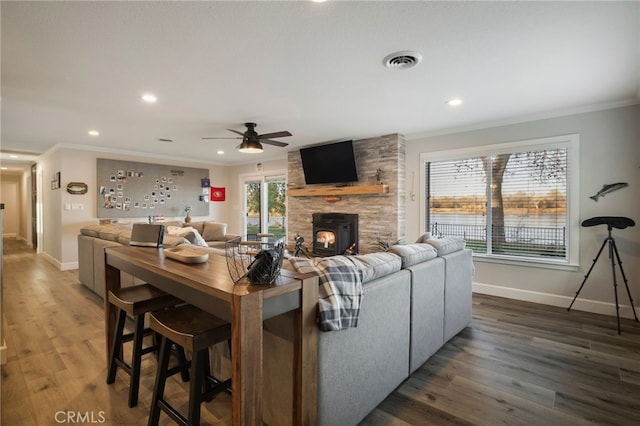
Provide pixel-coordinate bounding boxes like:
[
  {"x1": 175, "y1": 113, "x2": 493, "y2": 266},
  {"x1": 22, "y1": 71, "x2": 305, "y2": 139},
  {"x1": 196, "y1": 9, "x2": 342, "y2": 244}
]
[
  {"x1": 186, "y1": 221, "x2": 205, "y2": 235},
  {"x1": 414, "y1": 232, "x2": 432, "y2": 243},
  {"x1": 202, "y1": 222, "x2": 227, "y2": 241}
]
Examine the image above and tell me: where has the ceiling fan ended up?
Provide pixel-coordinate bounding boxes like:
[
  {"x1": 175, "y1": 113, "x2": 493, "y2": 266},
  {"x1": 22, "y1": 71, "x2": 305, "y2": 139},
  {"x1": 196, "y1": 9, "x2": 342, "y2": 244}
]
[{"x1": 202, "y1": 122, "x2": 292, "y2": 154}]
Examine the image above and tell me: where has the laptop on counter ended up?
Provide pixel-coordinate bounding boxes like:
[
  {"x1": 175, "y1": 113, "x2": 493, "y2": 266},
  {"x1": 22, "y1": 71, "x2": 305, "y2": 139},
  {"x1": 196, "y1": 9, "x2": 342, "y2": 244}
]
[{"x1": 129, "y1": 223, "x2": 165, "y2": 247}]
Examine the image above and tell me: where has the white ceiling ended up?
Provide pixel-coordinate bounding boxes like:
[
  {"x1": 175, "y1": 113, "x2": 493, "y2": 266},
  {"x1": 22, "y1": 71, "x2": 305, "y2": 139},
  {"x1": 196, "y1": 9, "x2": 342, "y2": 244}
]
[{"x1": 1, "y1": 1, "x2": 639, "y2": 170}]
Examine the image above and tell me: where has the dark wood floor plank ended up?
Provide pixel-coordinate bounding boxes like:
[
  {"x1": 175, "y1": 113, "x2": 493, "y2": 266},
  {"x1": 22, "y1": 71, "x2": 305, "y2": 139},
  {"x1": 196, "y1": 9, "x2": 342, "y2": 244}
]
[
  {"x1": 427, "y1": 352, "x2": 557, "y2": 408},
  {"x1": 373, "y1": 392, "x2": 475, "y2": 426}
]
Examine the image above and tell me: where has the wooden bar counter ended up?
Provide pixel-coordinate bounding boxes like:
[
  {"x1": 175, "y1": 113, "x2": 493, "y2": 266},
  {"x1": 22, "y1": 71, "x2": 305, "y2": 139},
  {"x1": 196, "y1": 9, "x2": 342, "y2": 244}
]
[{"x1": 104, "y1": 245, "x2": 319, "y2": 425}]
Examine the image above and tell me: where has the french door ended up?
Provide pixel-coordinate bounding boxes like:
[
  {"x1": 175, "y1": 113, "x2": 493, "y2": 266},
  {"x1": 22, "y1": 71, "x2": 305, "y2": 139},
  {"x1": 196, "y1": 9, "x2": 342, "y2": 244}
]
[{"x1": 242, "y1": 174, "x2": 287, "y2": 239}]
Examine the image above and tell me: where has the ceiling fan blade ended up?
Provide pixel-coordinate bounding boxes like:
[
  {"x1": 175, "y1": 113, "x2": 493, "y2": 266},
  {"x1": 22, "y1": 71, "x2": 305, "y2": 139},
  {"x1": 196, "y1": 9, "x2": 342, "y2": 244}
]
[
  {"x1": 202, "y1": 137, "x2": 242, "y2": 140},
  {"x1": 258, "y1": 131, "x2": 292, "y2": 139},
  {"x1": 261, "y1": 139, "x2": 289, "y2": 148},
  {"x1": 227, "y1": 128, "x2": 246, "y2": 137}
]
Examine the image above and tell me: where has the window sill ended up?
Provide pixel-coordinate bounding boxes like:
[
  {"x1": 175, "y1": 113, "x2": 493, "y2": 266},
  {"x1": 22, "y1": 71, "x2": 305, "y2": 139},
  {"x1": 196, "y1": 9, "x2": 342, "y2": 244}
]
[{"x1": 472, "y1": 253, "x2": 579, "y2": 271}]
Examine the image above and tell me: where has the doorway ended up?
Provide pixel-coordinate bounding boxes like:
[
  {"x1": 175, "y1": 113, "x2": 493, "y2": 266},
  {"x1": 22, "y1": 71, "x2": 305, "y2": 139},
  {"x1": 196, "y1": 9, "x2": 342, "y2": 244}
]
[{"x1": 241, "y1": 174, "x2": 287, "y2": 239}]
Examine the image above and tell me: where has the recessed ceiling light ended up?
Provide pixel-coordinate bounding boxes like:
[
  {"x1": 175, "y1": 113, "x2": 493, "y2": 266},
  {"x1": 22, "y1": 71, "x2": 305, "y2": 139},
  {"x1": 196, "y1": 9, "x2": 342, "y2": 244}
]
[
  {"x1": 447, "y1": 98, "x2": 463, "y2": 107},
  {"x1": 88, "y1": 130, "x2": 100, "y2": 136},
  {"x1": 1, "y1": 167, "x2": 8, "y2": 170},
  {"x1": 9, "y1": 154, "x2": 18, "y2": 158},
  {"x1": 141, "y1": 93, "x2": 157, "y2": 103},
  {"x1": 311, "y1": 0, "x2": 327, "y2": 3},
  {"x1": 217, "y1": 150, "x2": 224, "y2": 155}
]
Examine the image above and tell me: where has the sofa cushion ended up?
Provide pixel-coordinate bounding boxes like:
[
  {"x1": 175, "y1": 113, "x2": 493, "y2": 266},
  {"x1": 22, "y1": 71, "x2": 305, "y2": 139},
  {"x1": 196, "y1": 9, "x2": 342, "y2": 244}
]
[
  {"x1": 80, "y1": 224, "x2": 102, "y2": 237},
  {"x1": 117, "y1": 231, "x2": 131, "y2": 245},
  {"x1": 425, "y1": 238, "x2": 466, "y2": 256},
  {"x1": 288, "y1": 253, "x2": 401, "y2": 284},
  {"x1": 349, "y1": 252, "x2": 401, "y2": 283},
  {"x1": 388, "y1": 244, "x2": 438, "y2": 268},
  {"x1": 98, "y1": 224, "x2": 132, "y2": 241},
  {"x1": 157, "y1": 220, "x2": 183, "y2": 228},
  {"x1": 202, "y1": 222, "x2": 227, "y2": 241}
]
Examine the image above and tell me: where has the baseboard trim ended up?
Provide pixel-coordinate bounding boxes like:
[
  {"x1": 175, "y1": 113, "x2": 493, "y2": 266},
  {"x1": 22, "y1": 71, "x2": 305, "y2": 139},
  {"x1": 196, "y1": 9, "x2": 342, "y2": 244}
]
[
  {"x1": 41, "y1": 253, "x2": 78, "y2": 271},
  {"x1": 61, "y1": 261, "x2": 79, "y2": 271},
  {"x1": 473, "y1": 282, "x2": 640, "y2": 320},
  {"x1": 42, "y1": 252, "x2": 61, "y2": 269},
  {"x1": 1, "y1": 340, "x2": 7, "y2": 365}
]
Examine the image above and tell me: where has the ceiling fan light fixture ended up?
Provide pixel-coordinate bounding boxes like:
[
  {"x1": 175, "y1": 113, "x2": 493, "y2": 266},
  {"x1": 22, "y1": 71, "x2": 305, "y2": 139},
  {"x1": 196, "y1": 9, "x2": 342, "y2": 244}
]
[{"x1": 238, "y1": 139, "x2": 263, "y2": 154}]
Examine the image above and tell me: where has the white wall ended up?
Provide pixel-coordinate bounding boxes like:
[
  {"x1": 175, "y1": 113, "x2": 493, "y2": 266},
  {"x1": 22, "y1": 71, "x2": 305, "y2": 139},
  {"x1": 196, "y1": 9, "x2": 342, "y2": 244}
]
[
  {"x1": 41, "y1": 146, "x2": 232, "y2": 269},
  {"x1": 39, "y1": 150, "x2": 63, "y2": 264},
  {"x1": 405, "y1": 105, "x2": 640, "y2": 317}
]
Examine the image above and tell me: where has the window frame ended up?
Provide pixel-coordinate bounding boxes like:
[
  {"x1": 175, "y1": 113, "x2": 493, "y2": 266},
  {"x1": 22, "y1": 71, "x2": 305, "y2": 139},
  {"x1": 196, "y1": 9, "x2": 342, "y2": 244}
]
[{"x1": 420, "y1": 134, "x2": 580, "y2": 270}]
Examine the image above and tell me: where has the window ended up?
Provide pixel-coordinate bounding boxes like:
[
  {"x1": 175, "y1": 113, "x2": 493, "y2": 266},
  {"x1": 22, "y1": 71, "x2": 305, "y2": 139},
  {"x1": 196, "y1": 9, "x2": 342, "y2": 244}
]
[
  {"x1": 422, "y1": 135, "x2": 579, "y2": 266},
  {"x1": 242, "y1": 174, "x2": 287, "y2": 239}
]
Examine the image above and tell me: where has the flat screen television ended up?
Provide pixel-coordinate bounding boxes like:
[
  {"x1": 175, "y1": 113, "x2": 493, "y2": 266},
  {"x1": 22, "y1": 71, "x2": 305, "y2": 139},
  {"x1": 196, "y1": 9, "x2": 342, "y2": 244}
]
[{"x1": 300, "y1": 140, "x2": 358, "y2": 185}]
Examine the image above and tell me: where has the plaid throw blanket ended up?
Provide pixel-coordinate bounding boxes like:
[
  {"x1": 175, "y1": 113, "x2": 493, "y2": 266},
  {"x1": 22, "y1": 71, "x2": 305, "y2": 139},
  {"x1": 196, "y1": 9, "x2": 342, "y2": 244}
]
[{"x1": 290, "y1": 256, "x2": 363, "y2": 331}]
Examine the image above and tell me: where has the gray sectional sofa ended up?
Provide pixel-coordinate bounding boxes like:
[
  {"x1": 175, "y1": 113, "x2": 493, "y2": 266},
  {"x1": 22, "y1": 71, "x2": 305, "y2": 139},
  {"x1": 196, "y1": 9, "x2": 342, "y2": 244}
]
[
  {"x1": 262, "y1": 240, "x2": 474, "y2": 426},
  {"x1": 77, "y1": 223, "x2": 473, "y2": 425}
]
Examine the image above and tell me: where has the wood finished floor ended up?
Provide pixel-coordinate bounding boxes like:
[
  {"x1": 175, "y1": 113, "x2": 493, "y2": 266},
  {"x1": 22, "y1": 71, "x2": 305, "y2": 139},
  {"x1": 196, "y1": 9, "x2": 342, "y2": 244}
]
[{"x1": 2, "y1": 238, "x2": 639, "y2": 425}]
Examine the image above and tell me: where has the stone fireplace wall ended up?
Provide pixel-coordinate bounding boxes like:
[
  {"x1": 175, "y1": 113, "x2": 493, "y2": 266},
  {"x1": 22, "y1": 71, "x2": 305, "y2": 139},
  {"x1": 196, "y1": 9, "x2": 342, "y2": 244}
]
[{"x1": 287, "y1": 133, "x2": 406, "y2": 254}]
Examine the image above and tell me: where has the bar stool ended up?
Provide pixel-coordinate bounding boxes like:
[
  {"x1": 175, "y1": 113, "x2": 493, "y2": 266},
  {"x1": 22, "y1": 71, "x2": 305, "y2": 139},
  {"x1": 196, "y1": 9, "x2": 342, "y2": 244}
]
[
  {"x1": 148, "y1": 304, "x2": 232, "y2": 426},
  {"x1": 106, "y1": 283, "x2": 189, "y2": 407}
]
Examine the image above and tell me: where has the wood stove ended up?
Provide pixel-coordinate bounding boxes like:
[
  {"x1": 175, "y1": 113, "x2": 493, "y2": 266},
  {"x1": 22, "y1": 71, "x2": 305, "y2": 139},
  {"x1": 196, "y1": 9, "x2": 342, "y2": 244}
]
[{"x1": 312, "y1": 213, "x2": 358, "y2": 256}]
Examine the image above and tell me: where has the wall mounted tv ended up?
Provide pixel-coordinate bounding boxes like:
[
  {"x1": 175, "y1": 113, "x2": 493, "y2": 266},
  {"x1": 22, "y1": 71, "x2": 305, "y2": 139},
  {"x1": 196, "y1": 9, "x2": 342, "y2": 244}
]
[{"x1": 300, "y1": 140, "x2": 358, "y2": 185}]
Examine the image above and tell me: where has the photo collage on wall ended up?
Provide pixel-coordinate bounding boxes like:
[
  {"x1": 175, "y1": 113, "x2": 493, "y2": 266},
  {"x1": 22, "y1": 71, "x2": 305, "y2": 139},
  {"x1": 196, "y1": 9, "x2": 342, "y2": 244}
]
[
  {"x1": 99, "y1": 169, "x2": 181, "y2": 212},
  {"x1": 96, "y1": 159, "x2": 211, "y2": 219}
]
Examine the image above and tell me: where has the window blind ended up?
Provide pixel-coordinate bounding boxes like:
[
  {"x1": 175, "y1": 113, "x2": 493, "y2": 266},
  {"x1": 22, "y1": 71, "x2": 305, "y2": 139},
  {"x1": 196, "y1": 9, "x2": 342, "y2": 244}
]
[{"x1": 426, "y1": 148, "x2": 568, "y2": 260}]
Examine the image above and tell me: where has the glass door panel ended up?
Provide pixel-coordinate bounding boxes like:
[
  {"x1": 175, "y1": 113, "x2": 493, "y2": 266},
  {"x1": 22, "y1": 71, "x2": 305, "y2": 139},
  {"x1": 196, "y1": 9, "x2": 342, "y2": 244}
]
[
  {"x1": 267, "y1": 177, "x2": 287, "y2": 239},
  {"x1": 244, "y1": 180, "x2": 261, "y2": 236}
]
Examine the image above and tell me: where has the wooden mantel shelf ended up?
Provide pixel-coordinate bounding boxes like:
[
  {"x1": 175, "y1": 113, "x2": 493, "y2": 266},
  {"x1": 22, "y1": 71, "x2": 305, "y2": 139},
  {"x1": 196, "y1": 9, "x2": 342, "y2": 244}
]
[{"x1": 287, "y1": 184, "x2": 388, "y2": 197}]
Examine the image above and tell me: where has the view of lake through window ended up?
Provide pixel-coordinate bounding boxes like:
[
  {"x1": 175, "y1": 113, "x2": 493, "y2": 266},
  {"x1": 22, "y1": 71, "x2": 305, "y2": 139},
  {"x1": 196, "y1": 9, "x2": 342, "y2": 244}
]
[{"x1": 426, "y1": 148, "x2": 568, "y2": 259}]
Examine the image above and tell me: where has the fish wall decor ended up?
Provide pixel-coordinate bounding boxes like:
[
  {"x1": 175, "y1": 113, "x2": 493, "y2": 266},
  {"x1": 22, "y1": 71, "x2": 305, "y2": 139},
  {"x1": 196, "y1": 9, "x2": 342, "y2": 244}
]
[{"x1": 589, "y1": 182, "x2": 628, "y2": 202}]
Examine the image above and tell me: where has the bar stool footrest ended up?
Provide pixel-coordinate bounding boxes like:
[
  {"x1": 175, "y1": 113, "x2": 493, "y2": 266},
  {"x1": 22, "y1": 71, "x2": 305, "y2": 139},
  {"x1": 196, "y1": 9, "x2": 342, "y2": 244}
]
[
  {"x1": 203, "y1": 378, "x2": 232, "y2": 401},
  {"x1": 166, "y1": 362, "x2": 191, "y2": 378},
  {"x1": 158, "y1": 399, "x2": 188, "y2": 426}
]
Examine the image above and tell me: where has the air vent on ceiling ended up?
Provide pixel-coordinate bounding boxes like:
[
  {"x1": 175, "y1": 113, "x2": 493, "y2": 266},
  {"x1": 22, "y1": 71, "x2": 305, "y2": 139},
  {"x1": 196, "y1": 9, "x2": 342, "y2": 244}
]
[
  {"x1": 383, "y1": 51, "x2": 423, "y2": 69},
  {"x1": 158, "y1": 138, "x2": 173, "y2": 143}
]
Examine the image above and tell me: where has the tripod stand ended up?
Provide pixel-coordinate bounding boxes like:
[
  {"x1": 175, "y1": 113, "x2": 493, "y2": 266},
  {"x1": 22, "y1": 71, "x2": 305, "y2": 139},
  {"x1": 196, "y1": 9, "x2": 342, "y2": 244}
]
[{"x1": 568, "y1": 216, "x2": 639, "y2": 334}]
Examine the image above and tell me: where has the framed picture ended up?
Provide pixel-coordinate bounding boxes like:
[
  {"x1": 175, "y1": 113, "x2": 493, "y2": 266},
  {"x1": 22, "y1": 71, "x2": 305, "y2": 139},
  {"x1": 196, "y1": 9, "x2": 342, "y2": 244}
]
[
  {"x1": 51, "y1": 172, "x2": 60, "y2": 190},
  {"x1": 210, "y1": 186, "x2": 226, "y2": 202}
]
